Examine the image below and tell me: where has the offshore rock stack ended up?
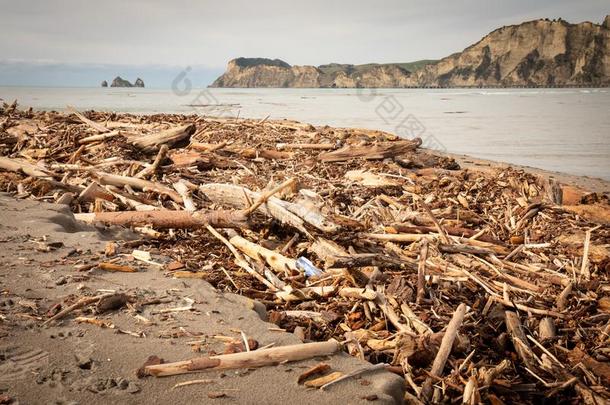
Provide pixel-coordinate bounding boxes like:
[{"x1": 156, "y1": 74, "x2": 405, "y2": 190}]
[{"x1": 105, "y1": 76, "x2": 145, "y2": 88}]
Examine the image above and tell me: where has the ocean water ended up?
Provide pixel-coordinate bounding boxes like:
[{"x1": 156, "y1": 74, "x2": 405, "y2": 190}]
[{"x1": 1, "y1": 86, "x2": 609, "y2": 180}]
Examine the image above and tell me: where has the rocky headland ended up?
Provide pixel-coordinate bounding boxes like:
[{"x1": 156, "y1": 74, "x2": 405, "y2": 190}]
[{"x1": 211, "y1": 16, "x2": 610, "y2": 88}]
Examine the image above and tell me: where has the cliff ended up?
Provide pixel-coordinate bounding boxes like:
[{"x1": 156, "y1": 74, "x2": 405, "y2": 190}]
[
  {"x1": 210, "y1": 58, "x2": 423, "y2": 88},
  {"x1": 210, "y1": 16, "x2": 610, "y2": 88},
  {"x1": 414, "y1": 17, "x2": 610, "y2": 87}
]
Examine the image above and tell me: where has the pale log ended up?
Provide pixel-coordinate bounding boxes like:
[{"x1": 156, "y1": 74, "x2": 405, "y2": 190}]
[
  {"x1": 200, "y1": 183, "x2": 338, "y2": 233},
  {"x1": 0, "y1": 156, "x2": 52, "y2": 178},
  {"x1": 78, "y1": 130, "x2": 121, "y2": 144},
  {"x1": 75, "y1": 209, "x2": 249, "y2": 229},
  {"x1": 317, "y1": 139, "x2": 421, "y2": 163},
  {"x1": 127, "y1": 124, "x2": 195, "y2": 152},
  {"x1": 94, "y1": 171, "x2": 183, "y2": 203},
  {"x1": 229, "y1": 235, "x2": 297, "y2": 274},
  {"x1": 145, "y1": 339, "x2": 340, "y2": 377}
]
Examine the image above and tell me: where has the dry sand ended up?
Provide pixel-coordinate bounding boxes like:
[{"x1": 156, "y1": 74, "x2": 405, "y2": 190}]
[{"x1": 0, "y1": 195, "x2": 403, "y2": 404}]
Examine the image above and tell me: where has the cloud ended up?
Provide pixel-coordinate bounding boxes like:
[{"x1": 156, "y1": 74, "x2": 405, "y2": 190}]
[{"x1": 0, "y1": 0, "x2": 607, "y2": 85}]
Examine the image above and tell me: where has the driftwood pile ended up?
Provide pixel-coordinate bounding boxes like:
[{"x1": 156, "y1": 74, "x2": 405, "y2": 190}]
[{"x1": 1, "y1": 101, "x2": 609, "y2": 403}]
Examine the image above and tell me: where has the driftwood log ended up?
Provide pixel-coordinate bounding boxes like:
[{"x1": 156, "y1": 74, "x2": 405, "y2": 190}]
[
  {"x1": 75, "y1": 209, "x2": 249, "y2": 230},
  {"x1": 200, "y1": 183, "x2": 338, "y2": 233},
  {"x1": 93, "y1": 171, "x2": 183, "y2": 203},
  {"x1": 127, "y1": 124, "x2": 195, "y2": 152},
  {"x1": 317, "y1": 139, "x2": 421, "y2": 162},
  {"x1": 144, "y1": 339, "x2": 341, "y2": 377},
  {"x1": 0, "y1": 156, "x2": 53, "y2": 178}
]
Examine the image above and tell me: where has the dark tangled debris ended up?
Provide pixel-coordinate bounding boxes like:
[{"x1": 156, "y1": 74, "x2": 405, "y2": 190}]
[{"x1": 0, "y1": 100, "x2": 609, "y2": 403}]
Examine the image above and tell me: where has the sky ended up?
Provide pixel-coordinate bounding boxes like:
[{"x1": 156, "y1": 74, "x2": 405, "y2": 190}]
[{"x1": 0, "y1": 0, "x2": 608, "y2": 87}]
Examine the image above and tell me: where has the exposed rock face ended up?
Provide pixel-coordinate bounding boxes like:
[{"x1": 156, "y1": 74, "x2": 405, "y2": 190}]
[
  {"x1": 134, "y1": 78, "x2": 145, "y2": 88},
  {"x1": 211, "y1": 58, "x2": 319, "y2": 87},
  {"x1": 110, "y1": 76, "x2": 133, "y2": 87},
  {"x1": 101, "y1": 80, "x2": 108, "y2": 87},
  {"x1": 211, "y1": 16, "x2": 610, "y2": 88},
  {"x1": 210, "y1": 58, "x2": 413, "y2": 88},
  {"x1": 414, "y1": 17, "x2": 610, "y2": 87}
]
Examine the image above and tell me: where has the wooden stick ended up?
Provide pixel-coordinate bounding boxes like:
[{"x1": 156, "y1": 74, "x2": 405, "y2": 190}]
[
  {"x1": 145, "y1": 339, "x2": 340, "y2": 377},
  {"x1": 579, "y1": 226, "x2": 600, "y2": 280},
  {"x1": 493, "y1": 296, "x2": 565, "y2": 318},
  {"x1": 75, "y1": 209, "x2": 249, "y2": 230},
  {"x1": 320, "y1": 363, "x2": 388, "y2": 390},
  {"x1": 127, "y1": 124, "x2": 195, "y2": 152},
  {"x1": 67, "y1": 105, "x2": 109, "y2": 133},
  {"x1": 190, "y1": 141, "x2": 228, "y2": 152},
  {"x1": 505, "y1": 310, "x2": 538, "y2": 370},
  {"x1": 419, "y1": 200, "x2": 450, "y2": 244},
  {"x1": 421, "y1": 303, "x2": 467, "y2": 401},
  {"x1": 229, "y1": 235, "x2": 297, "y2": 274},
  {"x1": 43, "y1": 293, "x2": 114, "y2": 325},
  {"x1": 276, "y1": 143, "x2": 336, "y2": 150},
  {"x1": 200, "y1": 183, "x2": 307, "y2": 234},
  {"x1": 98, "y1": 262, "x2": 137, "y2": 273},
  {"x1": 416, "y1": 240, "x2": 428, "y2": 304},
  {"x1": 173, "y1": 180, "x2": 196, "y2": 212},
  {"x1": 326, "y1": 253, "x2": 408, "y2": 270},
  {"x1": 317, "y1": 139, "x2": 420, "y2": 163},
  {"x1": 135, "y1": 145, "x2": 168, "y2": 179},
  {"x1": 362, "y1": 233, "x2": 507, "y2": 254},
  {"x1": 205, "y1": 225, "x2": 277, "y2": 291},
  {"x1": 556, "y1": 282, "x2": 572, "y2": 311},
  {"x1": 67, "y1": 144, "x2": 86, "y2": 164},
  {"x1": 0, "y1": 156, "x2": 53, "y2": 179},
  {"x1": 243, "y1": 178, "x2": 296, "y2": 215},
  {"x1": 374, "y1": 290, "x2": 414, "y2": 335},
  {"x1": 339, "y1": 287, "x2": 377, "y2": 300},
  {"x1": 538, "y1": 317, "x2": 556, "y2": 342},
  {"x1": 78, "y1": 130, "x2": 121, "y2": 144},
  {"x1": 238, "y1": 148, "x2": 294, "y2": 160},
  {"x1": 93, "y1": 171, "x2": 183, "y2": 203}
]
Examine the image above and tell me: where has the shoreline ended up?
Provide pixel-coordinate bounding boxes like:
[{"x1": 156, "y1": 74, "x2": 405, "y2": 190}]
[{"x1": 431, "y1": 149, "x2": 610, "y2": 194}]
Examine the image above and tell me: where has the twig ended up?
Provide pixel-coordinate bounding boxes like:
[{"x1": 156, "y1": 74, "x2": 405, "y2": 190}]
[
  {"x1": 136, "y1": 144, "x2": 168, "y2": 179},
  {"x1": 580, "y1": 225, "x2": 600, "y2": 280},
  {"x1": 416, "y1": 240, "x2": 428, "y2": 304},
  {"x1": 67, "y1": 105, "x2": 109, "y2": 133},
  {"x1": 320, "y1": 363, "x2": 388, "y2": 390},
  {"x1": 419, "y1": 200, "x2": 450, "y2": 244},
  {"x1": 243, "y1": 178, "x2": 296, "y2": 215},
  {"x1": 204, "y1": 224, "x2": 277, "y2": 291},
  {"x1": 42, "y1": 293, "x2": 114, "y2": 325},
  {"x1": 172, "y1": 379, "x2": 215, "y2": 389}
]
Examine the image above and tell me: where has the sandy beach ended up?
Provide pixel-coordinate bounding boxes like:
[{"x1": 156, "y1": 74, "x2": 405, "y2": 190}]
[{"x1": 1, "y1": 105, "x2": 609, "y2": 404}]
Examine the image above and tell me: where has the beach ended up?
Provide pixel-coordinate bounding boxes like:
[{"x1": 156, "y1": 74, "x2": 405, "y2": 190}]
[{"x1": 0, "y1": 105, "x2": 609, "y2": 404}]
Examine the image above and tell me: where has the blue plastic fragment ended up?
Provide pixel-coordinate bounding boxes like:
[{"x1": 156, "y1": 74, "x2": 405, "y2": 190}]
[{"x1": 295, "y1": 257, "x2": 323, "y2": 278}]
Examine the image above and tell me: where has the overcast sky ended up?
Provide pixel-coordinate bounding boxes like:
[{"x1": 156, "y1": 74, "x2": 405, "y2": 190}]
[{"x1": 0, "y1": 0, "x2": 608, "y2": 86}]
